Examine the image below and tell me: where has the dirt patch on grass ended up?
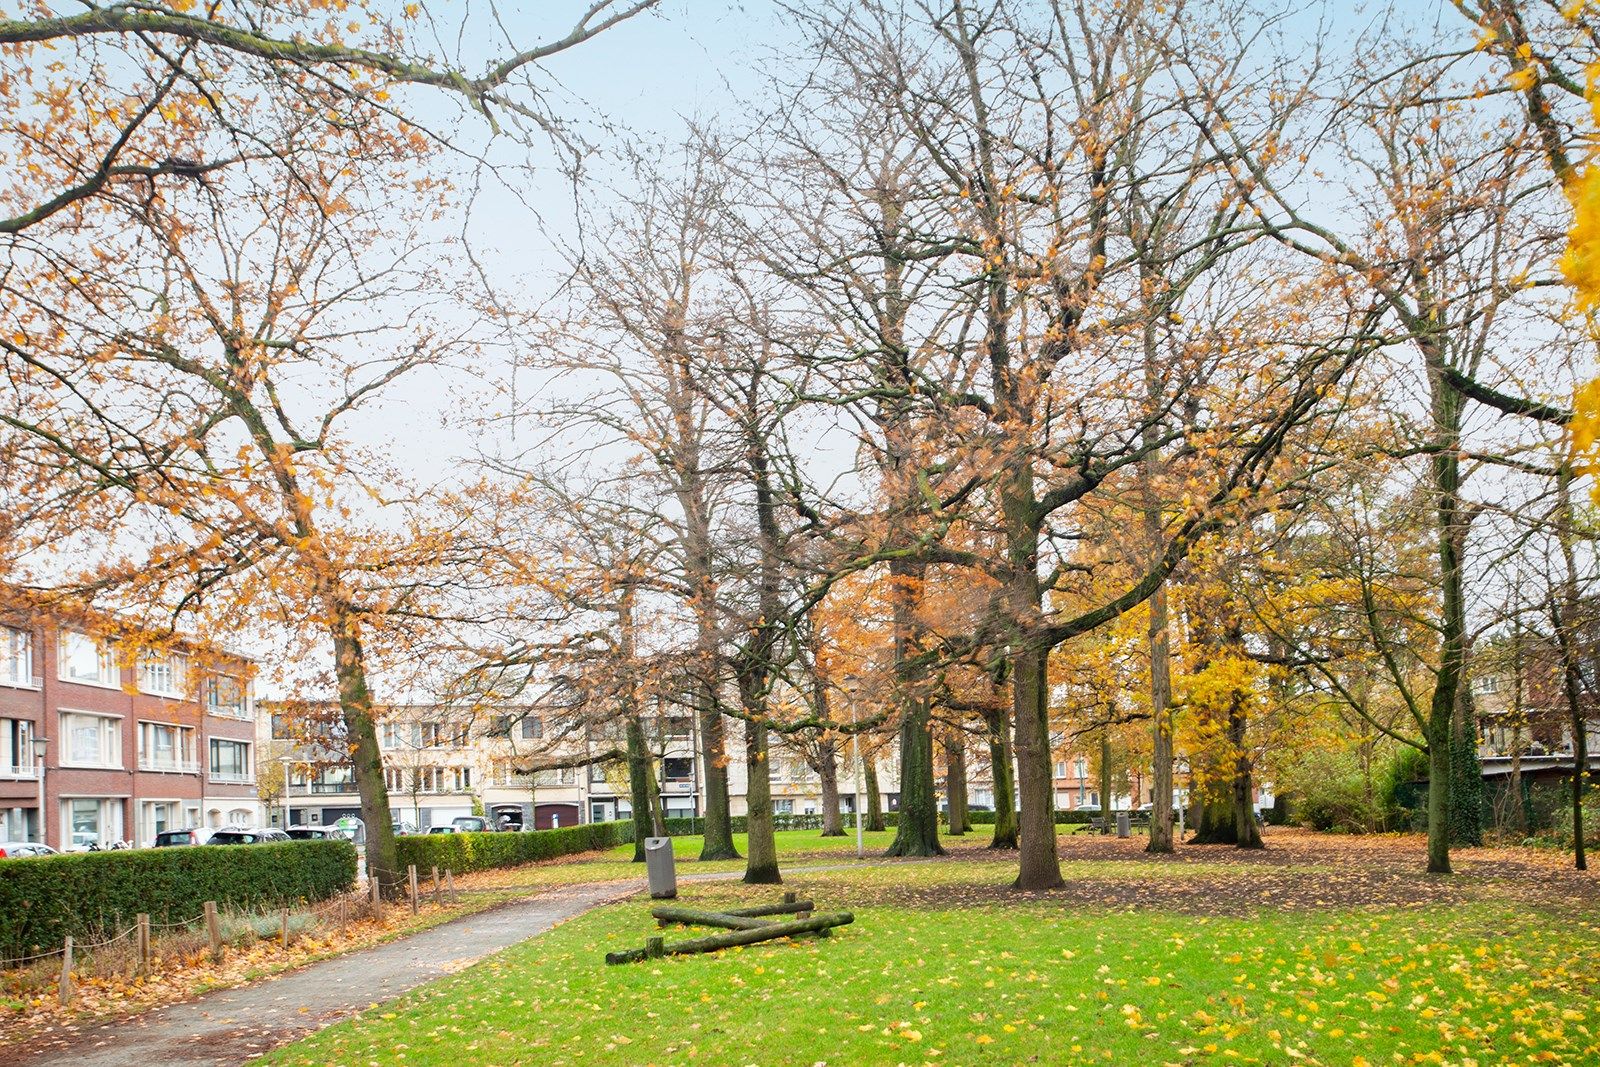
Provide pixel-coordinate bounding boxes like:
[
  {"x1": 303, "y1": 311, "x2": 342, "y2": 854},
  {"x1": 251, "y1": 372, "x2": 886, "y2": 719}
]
[{"x1": 782, "y1": 827, "x2": 1600, "y2": 916}]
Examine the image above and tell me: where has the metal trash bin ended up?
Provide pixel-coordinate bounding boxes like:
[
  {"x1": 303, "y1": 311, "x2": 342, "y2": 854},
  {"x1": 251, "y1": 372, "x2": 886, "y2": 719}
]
[
  {"x1": 1115, "y1": 811, "x2": 1130, "y2": 839},
  {"x1": 645, "y1": 836, "x2": 677, "y2": 899}
]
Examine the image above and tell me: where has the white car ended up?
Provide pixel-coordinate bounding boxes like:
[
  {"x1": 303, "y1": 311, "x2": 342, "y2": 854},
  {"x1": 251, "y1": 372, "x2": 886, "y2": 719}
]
[{"x1": 0, "y1": 841, "x2": 58, "y2": 859}]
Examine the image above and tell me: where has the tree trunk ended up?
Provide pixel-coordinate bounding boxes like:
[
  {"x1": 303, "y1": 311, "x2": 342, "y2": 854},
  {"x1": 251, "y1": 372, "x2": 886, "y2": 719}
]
[
  {"x1": 817, "y1": 739, "x2": 844, "y2": 836},
  {"x1": 1229, "y1": 703, "x2": 1262, "y2": 849},
  {"x1": 864, "y1": 754, "x2": 885, "y2": 832},
  {"x1": 1147, "y1": 582, "x2": 1175, "y2": 853},
  {"x1": 886, "y1": 558, "x2": 943, "y2": 857},
  {"x1": 331, "y1": 623, "x2": 397, "y2": 892},
  {"x1": 1555, "y1": 467, "x2": 1589, "y2": 871},
  {"x1": 696, "y1": 680, "x2": 739, "y2": 861},
  {"x1": 1100, "y1": 731, "x2": 1114, "y2": 834},
  {"x1": 743, "y1": 719, "x2": 781, "y2": 884},
  {"x1": 985, "y1": 708, "x2": 1018, "y2": 849},
  {"x1": 1189, "y1": 779, "x2": 1236, "y2": 845},
  {"x1": 1509, "y1": 619, "x2": 1527, "y2": 837},
  {"x1": 945, "y1": 734, "x2": 969, "y2": 835},
  {"x1": 1011, "y1": 641, "x2": 1062, "y2": 888},
  {"x1": 1449, "y1": 675, "x2": 1484, "y2": 847},
  {"x1": 626, "y1": 716, "x2": 655, "y2": 862},
  {"x1": 1423, "y1": 341, "x2": 1462, "y2": 875}
]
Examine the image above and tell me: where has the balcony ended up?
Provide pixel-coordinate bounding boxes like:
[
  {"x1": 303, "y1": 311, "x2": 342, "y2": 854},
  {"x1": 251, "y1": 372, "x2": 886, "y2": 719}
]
[
  {"x1": 209, "y1": 770, "x2": 255, "y2": 785},
  {"x1": 139, "y1": 757, "x2": 201, "y2": 774},
  {"x1": 0, "y1": 764, "x2": 39, "y2": 781},
  {"x1": 205, "y1": 702, "x2": 253, "y2": 721}
]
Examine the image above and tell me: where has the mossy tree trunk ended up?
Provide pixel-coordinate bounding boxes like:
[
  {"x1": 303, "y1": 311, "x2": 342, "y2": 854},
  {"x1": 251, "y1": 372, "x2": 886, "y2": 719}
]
[
  {"x1": 945, "y1": 733, "x2": 970, "y2": 835},
  {"x1": 985, "y1": 707, "x2": 1018, "y2": 849},
  {"x1": 864, "y1": 754, "x2": 885, "y2": 831}
]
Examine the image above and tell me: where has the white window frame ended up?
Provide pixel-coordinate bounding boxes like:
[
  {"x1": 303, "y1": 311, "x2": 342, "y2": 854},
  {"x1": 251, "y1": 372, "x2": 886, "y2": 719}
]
[
  {"x1": 138, "y1": 650, "x2": 189, "y2": 698},
  {"x1": 208, "y1": 737, "x2": 253, "y2": 784},
  {"x1": 206, "y1": 674, "x2": 249, "y2": 719},
  {"x1": 58, "y1": 630, "x2": 121, "y2": 688},
  {"x1": 1, "y1": 718, "x2": 37, "y2": 778},
  {"x1": 138, "y1": 719, "x2": 197, "y2": 773},
  {"x1": 60, "y1": 709, "x2": 123, "y2": 769},
  {"x1": 2, "y1": 626, "x2": 34, "y2": 688}
]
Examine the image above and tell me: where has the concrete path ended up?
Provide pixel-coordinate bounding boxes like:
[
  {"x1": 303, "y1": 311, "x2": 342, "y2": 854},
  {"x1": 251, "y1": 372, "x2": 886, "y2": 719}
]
[
  {"x1": 10, "y1": 881, "x2": 639, "y2": 1067},
  {"x1": 10, "y1": 855, "x2": 912, "y2": 1067}
]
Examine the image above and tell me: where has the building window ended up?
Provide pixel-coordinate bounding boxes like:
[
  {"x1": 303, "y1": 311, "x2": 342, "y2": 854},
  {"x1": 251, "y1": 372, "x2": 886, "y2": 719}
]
[
  {"x1": 209, "y1": 739, "x2": 252, "y2": 783},
  {"x1": 138, "y1": 651, "x2": 188, "y2": 697},
  {"x1": 663, "y1": 757, "x2": 694, "y2": 782},
  {"x1": 59, "y1": 630, "x2": 119, "y2": 686},
  {"x1": 451, "y1": 766, "x2": 473, "y2": 791},
  {"x1": 1, "y1": 718, "x2": 36, "y2": 777},
  {"x1": 64, "y1": 797, "x2": 123, "y2": 849},
  {"x1": 207, "y1": 675, "x2": 248, "y2": 718},
  {"x1": 140, "y1": 800, "x2": 181, "y2": 845},
  {"x1": 520, "y1": 716, "x2": 542, "y2": 740},
  {"x1": 772, "y1": 799, "x2": 794, "y2": 815},
  {"x1": 139, "y1": 722, "x2": 196, "y2": 772},
  {"x1": 1054, "y1": 760, "x2": 1067, "y2": 779},
  {"x1": 61, "y1": 711, "x2": 122, "y2": 768},
  {"x1": 665, "y1": 716, "x2": 692, "y2": 738},
  {"x1": 416, "y1": 766, "x2": 445, "y2": 793},
  {"x1": 2, "y1": 627, "x2": 32, "y2": 686},
  {"x1": 384, "y1": 767, "x2": 407, "y2": 791}
]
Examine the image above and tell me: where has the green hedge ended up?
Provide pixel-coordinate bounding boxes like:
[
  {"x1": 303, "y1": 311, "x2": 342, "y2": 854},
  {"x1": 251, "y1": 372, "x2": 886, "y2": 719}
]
[
  {"x1": 0, "y1": 839, "x2": 357, "y2": 959},
  {"x1": 394, "y1": 820, "x2": 635, "y2": 875}
]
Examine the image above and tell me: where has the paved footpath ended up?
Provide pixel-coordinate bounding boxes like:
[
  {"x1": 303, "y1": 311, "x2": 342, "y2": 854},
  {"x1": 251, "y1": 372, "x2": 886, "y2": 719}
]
[
  {"x1": 10, "y1": 881, "x2": 641, "y2": 1067},
  {"x1": 8, "y1": 857, "x2": 908, "y2": 1067}
]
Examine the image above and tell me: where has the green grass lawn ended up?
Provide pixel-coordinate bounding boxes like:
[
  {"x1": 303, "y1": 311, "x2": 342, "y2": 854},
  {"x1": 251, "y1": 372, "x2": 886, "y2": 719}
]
[{"x1": 262, "y1": 837, "x2": 1600, "y2": 1067}]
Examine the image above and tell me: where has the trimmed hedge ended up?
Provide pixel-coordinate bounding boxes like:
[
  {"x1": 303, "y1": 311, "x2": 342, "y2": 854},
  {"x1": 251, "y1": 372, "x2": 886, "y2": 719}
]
[
  {"x1": 394, "y1": 820, "x2": 635, "y2": 875},
  {"x1": 0, "y1": 839, "x2": 357, "y2": 959}
]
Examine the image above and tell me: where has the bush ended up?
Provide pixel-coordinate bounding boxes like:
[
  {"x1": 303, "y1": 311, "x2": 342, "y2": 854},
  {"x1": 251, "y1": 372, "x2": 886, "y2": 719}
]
[
  {"x1": 0, "y1": 839, "x2": 356, "y2": 960},
  {"x1": 1281, "y1": 749, "x2": 1392, "y2": 833},
  {"x1": 394, "y1": 820, "x2": 635, "y2": 875}
]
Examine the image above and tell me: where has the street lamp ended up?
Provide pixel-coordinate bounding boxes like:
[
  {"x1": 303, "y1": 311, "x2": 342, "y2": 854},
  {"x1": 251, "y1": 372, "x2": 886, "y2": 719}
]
[
  {"x1": 278, "y1": 755, "x2": 294, "y2": 829},
  {"x1": 31, "y1": 737, "x2": 47, "y2": 845},
  {"x1": 846, "y1": 675, "x2": 863, "y2": 861}
]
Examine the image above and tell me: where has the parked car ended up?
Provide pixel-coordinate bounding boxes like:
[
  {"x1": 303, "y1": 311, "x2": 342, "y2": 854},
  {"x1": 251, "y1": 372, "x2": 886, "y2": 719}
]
[
  {"x1": 391, "y1": 820, "x2": 419, "y2": 837},
  {"x1": 154, "y1": 827, "x2": 217, "y2": 847},
  {"x1": 427, "y1": 825, "x2": 458, "y2": 834},
  {"x1": 0, "y1": 841, "x2": 58, "y2": 859},
  {"x1": 284, "y1": 826, "x2": 334, "y2": 840},
  {"x1": 451, "y1": 816, "x2": 491, "y2": 833},
  {"x1": 206, "y1": 828, "x2": 291, "y2": 845}
]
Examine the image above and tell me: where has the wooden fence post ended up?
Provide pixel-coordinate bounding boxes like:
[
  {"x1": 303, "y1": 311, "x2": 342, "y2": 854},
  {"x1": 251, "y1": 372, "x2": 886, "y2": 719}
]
[
  {"x1": 204, "y1": 901, "x2": 222, "y2": 963},
  {"x1": 445, "y1": 869, "x2": 456, "y2": 904},
  {"x1": 280, "y1": 908, "x2": 291, "y2": 949},
  {"x1": 58, "y1": 936, "x2": 73, "y2": 1008},
  {"x1": 408, "y1": 865, "x2": 419, "y2": 915},
  {"x1": 431, "y1": 866, "x2": 442, "y2": 907},
  {"x1": 136, "y1": 913, "x2": 150, "y2": 975},
  {"x1": 369, "y1": 873, "x2": 382, "y2": 919}
]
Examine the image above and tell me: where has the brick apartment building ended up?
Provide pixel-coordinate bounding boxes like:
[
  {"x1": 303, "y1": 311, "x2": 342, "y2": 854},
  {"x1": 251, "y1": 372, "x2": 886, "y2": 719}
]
[{"x1": 0, "y1": 608, "x2": 262, "y2": 848}]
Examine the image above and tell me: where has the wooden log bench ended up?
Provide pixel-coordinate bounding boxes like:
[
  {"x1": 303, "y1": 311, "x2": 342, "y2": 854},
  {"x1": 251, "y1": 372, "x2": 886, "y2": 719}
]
[{"x1": 605, "y1": 893, "x2": 850, "y2": 965}]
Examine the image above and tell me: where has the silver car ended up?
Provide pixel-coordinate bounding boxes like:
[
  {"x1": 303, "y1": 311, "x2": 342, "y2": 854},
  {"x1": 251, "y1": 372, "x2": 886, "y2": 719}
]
[{"x1": 0, "y1": 841, "x2": 58, "y2": 859}]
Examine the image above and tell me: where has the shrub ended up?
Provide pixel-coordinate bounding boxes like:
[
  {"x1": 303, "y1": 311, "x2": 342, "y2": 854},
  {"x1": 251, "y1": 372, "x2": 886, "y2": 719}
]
[
  {"x1": 0, "y1": 839, "x2": 356, "y2": 959},
  {"x1": 394, "y1": 820, "x2": 635, "y2": 875},
  {"x1": 1281, "y1": 749, "x2": 1391, "y2": 833}
]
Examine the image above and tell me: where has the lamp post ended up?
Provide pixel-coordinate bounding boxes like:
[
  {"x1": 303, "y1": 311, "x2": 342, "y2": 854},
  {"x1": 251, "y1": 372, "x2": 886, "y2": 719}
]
[
  {"x1": 278, "y1": 755, "x2": 293, "y2": 829},
  {"x1": 31, "y1": 737, "x2": 48, "y2": 845},
  {"x1": 847, "y1": 675, "x2": 863, "y2": 861}
]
